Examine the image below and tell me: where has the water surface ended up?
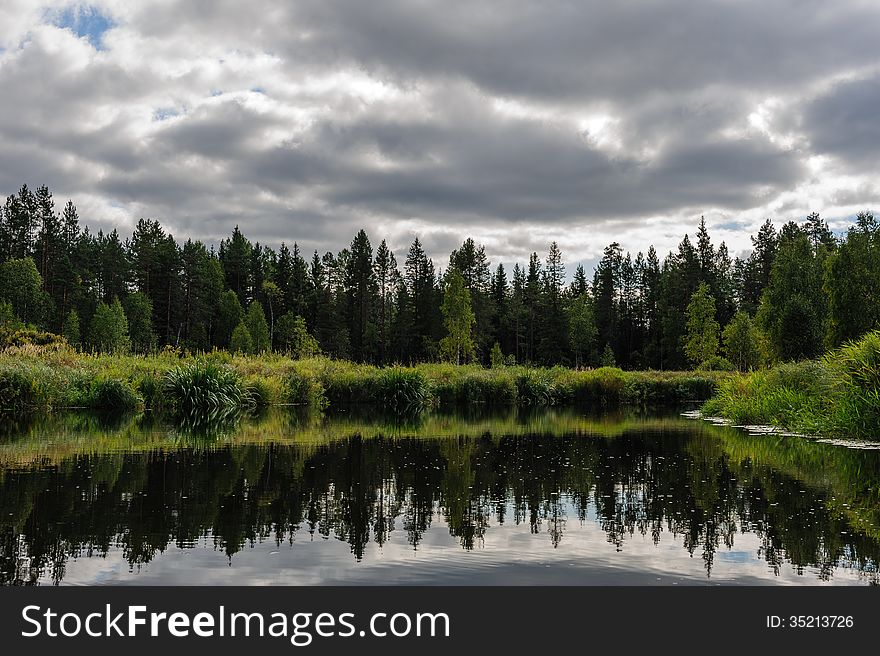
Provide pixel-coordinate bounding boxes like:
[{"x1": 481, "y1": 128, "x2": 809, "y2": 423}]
[{"x1": 1, "y1": 407, "x2": 878, "y2": 585}]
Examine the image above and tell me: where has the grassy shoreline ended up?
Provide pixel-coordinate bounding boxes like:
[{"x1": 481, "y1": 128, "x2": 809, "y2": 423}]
[
  {"x1": 0, "y1": 345, "x2": 722, "y2": 413},
  {"x1": 702, "y1": 331, "x2": 880, "y2": 439}
]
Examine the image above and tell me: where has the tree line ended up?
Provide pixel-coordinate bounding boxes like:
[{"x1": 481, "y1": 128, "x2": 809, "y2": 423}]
[{"x1": 0, "y1": 182, "x2": 877, "y2": 369}]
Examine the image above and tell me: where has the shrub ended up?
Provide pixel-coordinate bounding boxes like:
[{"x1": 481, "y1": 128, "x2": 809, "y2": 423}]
[
  {"x1": 137, "y1": 374, "x2": 164, "y2": 410},
  {"x1": 287, "y1": 372, "x2": 327, "y2": 408},
  {"x1": 164, "y1": 361, "x2": 248, "y2": 412},
  {"x1": 698, "y1": 356, "x2": 736, "y2": 372},
  {"x1": 825, "y1": 330, "x2": 880, "y2": 435},
  {"x1": 0, "y1": 366, "x2": 43, "y2": 409},
  {"x1": 244, "y1": 378, "x2": 274, "y2": 406},
  {"x1": 516, "y1": 371, "x2": 555, "y2": 406},
  {"x1": 376, "y1": 367, "x2": 431, "y2": 413},
  {"x1": 90, "y1": 378, "x2": 141, "y2": 410}
]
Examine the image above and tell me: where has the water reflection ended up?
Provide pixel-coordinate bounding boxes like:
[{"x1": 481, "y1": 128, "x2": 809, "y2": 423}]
[{"x1": 0, "y1": 408, "x2": 878, "y2": 585}]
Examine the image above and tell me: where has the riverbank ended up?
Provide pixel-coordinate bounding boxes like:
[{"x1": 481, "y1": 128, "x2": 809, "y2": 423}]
[
  {"x1": 0, "y1": 345, "x2": 722, "y2": 412},
  {"x1": 701, "y1": 330, "x2": 880, "y2": 439}
]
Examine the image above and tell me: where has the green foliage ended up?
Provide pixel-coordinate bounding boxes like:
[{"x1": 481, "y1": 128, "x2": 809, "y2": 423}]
[
  {"x1": 825, "y1": 213, "x2": 879, "y2": 346},
  {"x1": 722, "y1": 310, "x2": 763, "y2": 372},
  {"x1": 598, "y1": 344, "x2": 616, "y2": 367},
  {"x1": 62, "y1": 309, "x2": 80, "y2": 347},
  {"x1": 698, "y1": 355, "x2": 736, "y2": 372},
  {"x1": 684, "y1": 282, "x2": 719, "y2": 367},
  {"x1": 515, "y1": 370, "x2": 555, "y2": 406},
  {"x1": 136, "y1": 374, "x2": 164, "y2": 410},
  {"x1": 825, "y1": 331, "x2": 880, "y2": 436},
  {"x1": 287, "y1": 373, "x2": 327, "y2": 408},
  {"x1": 376, "y1": 367, "x2": 431, "y2": 414},
  {"x1": 124, "y1": 292, "x2": 156, "y2": 353},
  {"x1": 164, "y1": 361, "x2": 248, "y2": 413},
  {"x1": 0, "y1": 301, "x2": 18, "y2": 328},
  {"x1": 245, "y1": 302, "x2": 271, "y2": 353},
  {"x1": 0, "y1": 348, "x2": 725, "y2": 414},
  {"x1": 758, "y1": 227, "x2": 827, "y2": 361},
  {"x1": 244, "y1": 378, "x2": 275, "y2": 406},
  {"x1": 439, "y1": 268, "x2": 476, "y2": 364},
  {"x1": 567, "y1": 293, "x2": 597, "y2": 367},
  {"x1": 89, "y1": 298, "x2": 129, "y2": 353},
  {"x1": 230, "y1": 322, "x2": 253, "y2": 354},
  {"x1": 489, "y1": 342, "x2": 505, "y2": 368},
  {"x1": 0, "y1": 326, "x2": 66, "y2": 349},
  {"x1": 89, "y1": 378, "x2": 141, "y2": 410},
  {"x1": 0, "y1": 257, "x2": 45, "y2": 326},
  {"x1": 275, "y1": 312, "x2": 320, "y2": 358},
  {"x1": 0, "y1": 365, "x2": 45, "y2": 409},
  {"x1": 216, "y1": 289, "x2": 244, "y2": 348}
]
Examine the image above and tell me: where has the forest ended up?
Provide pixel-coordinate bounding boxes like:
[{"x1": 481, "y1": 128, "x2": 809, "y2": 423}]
[{"x1": 1, "y1": 182, "x2": 878, "y2": 371}]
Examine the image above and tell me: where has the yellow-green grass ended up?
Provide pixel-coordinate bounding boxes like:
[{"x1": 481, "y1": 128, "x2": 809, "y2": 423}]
[
  {"x1": 0, "y1": 344, "x2": 724, "y2": 413},
  {"x1": 702, "y1": 330, "x2": 880, "y2": 439}
]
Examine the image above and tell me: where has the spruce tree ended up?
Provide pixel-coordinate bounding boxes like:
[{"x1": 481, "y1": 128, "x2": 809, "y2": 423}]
[{"x1": 684, "y1": 282, "x2": 719, "y2": 367}]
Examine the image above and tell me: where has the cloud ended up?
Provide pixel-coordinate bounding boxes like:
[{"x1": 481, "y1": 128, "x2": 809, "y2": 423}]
[
  {"x1": 800, "y1": 72, "x2": 880, "y2": 170},
  {"x1": 0, "y1": 0, "x2": 878, "y2": 270}
]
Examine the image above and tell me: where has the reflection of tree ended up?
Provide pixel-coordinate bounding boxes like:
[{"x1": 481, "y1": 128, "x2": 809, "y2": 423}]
[{"x1": 1, "y1": 419, "x2": 880, "y2": 585}]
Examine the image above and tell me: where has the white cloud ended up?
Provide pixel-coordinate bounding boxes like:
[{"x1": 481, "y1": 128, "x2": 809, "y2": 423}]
[{"x1": 1, "y1": 1, "x2": 878, "y2": 271}]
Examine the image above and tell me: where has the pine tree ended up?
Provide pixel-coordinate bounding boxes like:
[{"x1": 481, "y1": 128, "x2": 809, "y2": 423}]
[
  {"x1": 96, "y1": 229, "x2": 129, "y2": 304},
  {"x1": 758, "y1": 225, "x2": 826, "y2": 361},
  {"x1": 33, "y1": 185, "x2": 63, "y2": 319},
  {"x1": 374, "y1": 239, "x2": 398, "y2": 364},
  {"x1": 450, "y1": 238, "x2": 493, "y2": 360},
  {"x1": 593, "y1": 242, "x2": 622, "y2": 361},
  {"x1": 684, "y1": 282, "x2": 719, "y2": 367},
  {"x1": 490, "y1": 263, "x2": 509, "y2": 355},
  {"x1": 216, "y1": 289, "x2": 243, "y2": 348},
  {"x1": 740, "y1": 219, "x2": 777, "y2": 314},
  {"x1": 219, "y1": 225, "x2": 253, "y2": 304},
  {"x1": 344, "y1": 230, "x2": 378, "y2": 362},
  {"x1": 181, "y1": 240, "x2": 223, "y2": 350},
  {"x1": 538, "y1": 242, "x2": 568, "y2": 364},
  {"x1": 568, "y1": 293, "x2": 597, "y2": 367},
  {"x1": 524, "y1": 253, "x2": 542, "y2": 363},
  {"x1": 402, "y1": 237, "x2": 438, "y2": 362}
]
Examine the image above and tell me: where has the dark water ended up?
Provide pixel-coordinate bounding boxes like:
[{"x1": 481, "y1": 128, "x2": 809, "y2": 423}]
[{"x1": 1, "y1": 407, "x2": 878, "y2": 585}]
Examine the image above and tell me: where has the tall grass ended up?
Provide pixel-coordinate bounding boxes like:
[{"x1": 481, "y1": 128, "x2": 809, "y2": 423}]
[
  {"x1": 164, "y1": 361, "x2": 249, "y2": 412},
  {"x1": 376, "y1": 367, "x2": 431, "y2": 414},
  {"x1": 702, "y1": 330, "x2": 880, "y2": 438},
  {"x1": 0, "y1": 344, "x2": 723, "y2": 414}
]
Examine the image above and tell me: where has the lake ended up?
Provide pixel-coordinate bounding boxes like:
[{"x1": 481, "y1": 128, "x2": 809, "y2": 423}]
[{"x1": 1, "y1": 407, "x2": 878, "y2": 585}]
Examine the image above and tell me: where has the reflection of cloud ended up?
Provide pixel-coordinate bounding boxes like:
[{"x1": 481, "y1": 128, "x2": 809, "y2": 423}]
[
  {"x1": 51, "y1": 502, "x2": 866, "y2": 587},
  {"x1": 0, "y1": 1, "x2": 879, "y2": 267}
]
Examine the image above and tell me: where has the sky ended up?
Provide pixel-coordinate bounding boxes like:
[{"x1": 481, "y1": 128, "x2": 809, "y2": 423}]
[{"x1": 1, "y1": 1, "x2": 879, "y2": 275}]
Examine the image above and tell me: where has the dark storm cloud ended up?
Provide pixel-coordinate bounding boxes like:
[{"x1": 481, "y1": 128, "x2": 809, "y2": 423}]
[
  {"x1": 281, "y1": 0, "x2": 880, "y2": 100},
  {"x1": 800, "y1": 73, "x2": 880, "y2": 169}
]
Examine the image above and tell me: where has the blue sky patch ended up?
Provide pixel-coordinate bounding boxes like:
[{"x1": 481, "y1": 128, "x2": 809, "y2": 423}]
[
  {"x1": 51, "y1": 5, "x2": 114, "y2": 50},
  {"x1": 152, "y1": 107, "x2": 181, "y2": 122}
]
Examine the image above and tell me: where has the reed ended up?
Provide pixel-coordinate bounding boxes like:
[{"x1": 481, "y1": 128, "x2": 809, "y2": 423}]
[{"x1": 0, "y1": 345, "x2": 723, "y2": 413}]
